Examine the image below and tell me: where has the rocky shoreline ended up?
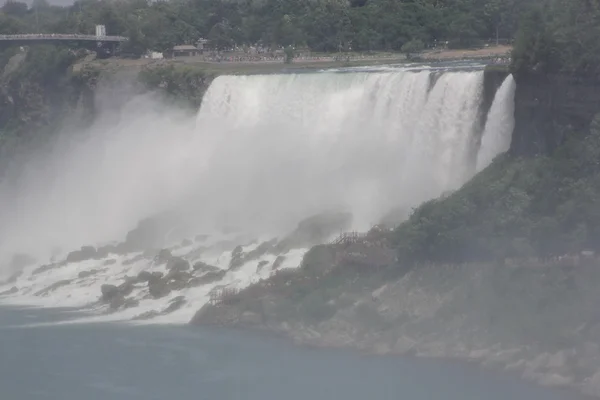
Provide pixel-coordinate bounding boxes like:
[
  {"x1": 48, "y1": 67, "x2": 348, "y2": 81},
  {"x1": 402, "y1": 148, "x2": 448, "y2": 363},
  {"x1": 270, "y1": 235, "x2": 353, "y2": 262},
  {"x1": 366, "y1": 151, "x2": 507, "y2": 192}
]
[{"x1": 191, "y1": 240, "x2": 600, "y2": 398}]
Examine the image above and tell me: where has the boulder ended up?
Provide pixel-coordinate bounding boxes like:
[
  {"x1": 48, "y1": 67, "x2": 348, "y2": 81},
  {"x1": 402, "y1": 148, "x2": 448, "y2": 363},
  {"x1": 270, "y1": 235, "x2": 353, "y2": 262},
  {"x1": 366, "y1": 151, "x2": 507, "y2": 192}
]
[
  {"x1": 100, "y1": 280, "x2": 135, "y2": 304},
  {"x1": 35, "y1": 280, "x2": 71, "y2": 296},
  {"x1": 272, "y1": 256, "x2": 286, "y2": 271},
  {"x1": 78, "y1": 269, "x2": 99, "y2": 279},
  {"x1": 166, "y1": 257, "x2": 190, "y2": 271},
  {"x1": 137, "y1": 270, "x2": 163, "y2": 283},
  {"x1": 109, "y1": 295, "x2": 125, "y2": 310},
  {"x1": 66, "y1": 246, "x2": 97, "y2": 263},
  {"x1": 194, "y1": 269, "x2": 227, "y2": 285},
  {"x1": 101, "y1": 284, "x2": 120, "y2": 301},
  {"x1": 134, "y1": 310, "x2": 161, "y2": 320},
  {"x1": 0, "y1": 286, "x2": 18, "y2": 296},
  {"x1": 32, "y1": 263, "x2": 59, "y2": 275},
  {"x1": 229, "y1": 240, "x2": 279, "y2": 270},
  {"x1": 95, "y1": 244, "x2": 118, "y2": 259},
  {"x1": 123, "y1": 297, "x2": 139, "y2": 309},
  {"x1": 229, "y1": 245, "x2": 245, "y2": 269},
  {"x1": 192, "y1": 261, "x2": 220, "y2": 274},
  {"x1": 122, "y1": 212, "x2": 195, "y2": 252},
  {"x1": 108, "y1": 295, "x2": 139, "y2": 311},
  {"x1": 118, "y1": 280, "x2": 135, "y2": 296},
  {"x1": 190, "y1": 303, "x2": 251, "y2": 326},
  {"x1": 148, "y1": 279, "x2": 171, "y2": 299},
  {"x1": 257, "y1": 260, "x2": 269, "y2": 272},
  {"x1": 154, "y1": 249, "x2": 173, "y2": 264},
  {"x1": 123, "y1": 254, "x2": 146, "y2": 266},
  {"x1": 165, "y1": 270, "x2": 193, "y2": 290},
  {"x1": 123, "y1": 216, "x2": 166, "y2": 252},
  {"x1": 164, "y1": 296, "x2": 186, "y2": 314}
]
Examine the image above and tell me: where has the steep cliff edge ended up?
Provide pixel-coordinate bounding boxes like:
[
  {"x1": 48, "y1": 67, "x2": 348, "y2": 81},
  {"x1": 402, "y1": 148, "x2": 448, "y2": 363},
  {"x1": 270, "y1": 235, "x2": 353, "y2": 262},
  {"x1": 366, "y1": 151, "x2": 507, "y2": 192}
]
[{"x1": 511, "y1": 73, "x2": 600, "y2": 156}]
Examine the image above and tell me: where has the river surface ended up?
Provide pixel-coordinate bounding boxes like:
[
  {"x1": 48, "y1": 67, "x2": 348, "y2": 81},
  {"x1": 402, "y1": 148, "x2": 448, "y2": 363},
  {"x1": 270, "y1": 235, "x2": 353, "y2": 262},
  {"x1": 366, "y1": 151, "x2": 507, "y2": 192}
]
[{"x1": 0, "y1": 306, "x2": 583, "y2": 400}]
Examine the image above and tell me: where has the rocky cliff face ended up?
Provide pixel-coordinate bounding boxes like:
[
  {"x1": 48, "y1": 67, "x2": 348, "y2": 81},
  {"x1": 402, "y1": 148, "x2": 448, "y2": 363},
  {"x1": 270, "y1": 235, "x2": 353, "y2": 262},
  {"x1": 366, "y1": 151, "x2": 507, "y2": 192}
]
[{"x1": 511, "y1": 73, "x2": 600, "y2": 156}]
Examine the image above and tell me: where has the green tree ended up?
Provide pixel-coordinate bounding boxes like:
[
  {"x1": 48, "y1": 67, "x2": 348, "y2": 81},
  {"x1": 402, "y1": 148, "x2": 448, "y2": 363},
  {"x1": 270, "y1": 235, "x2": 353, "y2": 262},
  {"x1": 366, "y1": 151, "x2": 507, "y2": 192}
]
[
  {"x1": 283, "y1": 45, "x2": 294, "y2": 63},
  {"x1": 401, "y1": 39, "x2": 424, "y2": 59}
]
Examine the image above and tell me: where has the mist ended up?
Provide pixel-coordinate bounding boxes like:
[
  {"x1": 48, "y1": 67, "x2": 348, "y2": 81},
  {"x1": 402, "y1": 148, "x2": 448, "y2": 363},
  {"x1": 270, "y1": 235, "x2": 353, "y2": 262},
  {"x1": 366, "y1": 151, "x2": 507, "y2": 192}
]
[{"x1": 0, "y1": 69, "x2": 513, "y2": 274}]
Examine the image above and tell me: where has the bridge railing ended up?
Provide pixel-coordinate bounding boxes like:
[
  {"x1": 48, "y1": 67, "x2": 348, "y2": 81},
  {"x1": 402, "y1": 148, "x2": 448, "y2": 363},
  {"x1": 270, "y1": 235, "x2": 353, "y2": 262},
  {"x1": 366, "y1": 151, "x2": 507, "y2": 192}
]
[
  {"x1": 0, "y1": 34, "x2": 128, "y2": 42},
  {"x1": 330, "y1": 231, "x2": 367, "y2": 245}
]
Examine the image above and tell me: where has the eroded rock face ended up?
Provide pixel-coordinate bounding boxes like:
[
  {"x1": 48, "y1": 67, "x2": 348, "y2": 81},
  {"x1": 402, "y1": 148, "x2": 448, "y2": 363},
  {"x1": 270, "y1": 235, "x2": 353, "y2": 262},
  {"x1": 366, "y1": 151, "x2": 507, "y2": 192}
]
[{"x1": 512, "y1": 73, "x2": 600, "y2": 156}]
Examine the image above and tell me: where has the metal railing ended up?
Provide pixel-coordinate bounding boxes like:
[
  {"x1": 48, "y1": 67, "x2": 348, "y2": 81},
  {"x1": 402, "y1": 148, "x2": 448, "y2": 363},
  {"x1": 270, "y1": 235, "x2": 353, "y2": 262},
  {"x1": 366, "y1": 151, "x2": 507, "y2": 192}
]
[{"x1": 0, "y1": 34, "x2": 128, "y2": 42}]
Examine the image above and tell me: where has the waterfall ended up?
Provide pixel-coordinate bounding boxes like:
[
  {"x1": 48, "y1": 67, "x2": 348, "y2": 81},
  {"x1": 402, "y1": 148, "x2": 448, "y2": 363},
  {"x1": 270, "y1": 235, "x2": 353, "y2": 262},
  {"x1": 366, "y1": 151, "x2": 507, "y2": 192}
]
[
  {"x1": 0, "y1": 68, "x2": 515, "y2": 264},
  {"x1": 476, "y1": 74, "x2": 516, "y2": 172},
  {"x1": 192, "y1": 70, "x2": 487, "y2": 232}
]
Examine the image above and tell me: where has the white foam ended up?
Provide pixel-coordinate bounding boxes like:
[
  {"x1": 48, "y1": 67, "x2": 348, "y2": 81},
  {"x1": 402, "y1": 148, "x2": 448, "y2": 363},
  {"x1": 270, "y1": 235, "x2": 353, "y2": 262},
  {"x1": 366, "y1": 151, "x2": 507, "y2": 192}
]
[
  {"x1": 0, "y1": 68, "x2": 515, "y2": 324},
  {"x1": 0, "y1": 235, "x2": 308, "y2": 325}
]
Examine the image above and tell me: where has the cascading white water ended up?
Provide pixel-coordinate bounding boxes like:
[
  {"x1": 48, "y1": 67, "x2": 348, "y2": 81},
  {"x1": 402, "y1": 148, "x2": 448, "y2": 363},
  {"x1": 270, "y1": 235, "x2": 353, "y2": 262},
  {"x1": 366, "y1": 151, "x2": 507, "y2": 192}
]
[
  {"x1": 0, "y1": 67, "x2": 517, "y2": 322},
  {"x1": 476, "y1": 74, "x2": 516, "y2": 172},
  {"x1": 191, "y1": 70, "x2": 487, "y2": 233},
  {"x1": 0, "y1": 68, "x2": 514, "y2": 269}
]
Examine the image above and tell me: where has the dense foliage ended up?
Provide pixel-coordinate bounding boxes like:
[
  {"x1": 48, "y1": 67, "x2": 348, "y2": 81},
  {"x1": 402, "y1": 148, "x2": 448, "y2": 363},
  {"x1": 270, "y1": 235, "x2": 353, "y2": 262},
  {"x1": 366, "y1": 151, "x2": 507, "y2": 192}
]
[
  {"x1": 0, "y1": 0, "x2": 526, "y2": 55},
  {"x1": 511, "y1": 0, "x2": 600, "y2": 76},
  {"x1": 393, "y1": 114, "x2": 600, "y2": 264},
  {"x1": 389, "y1": 0, "x2": 600, "y2": 265},
  {"x1": 0, "y1": 45, "x2": 96, "y2": 166},
  {"x1": 138, "y1": 64, "x2": 214, "y2": 108}
]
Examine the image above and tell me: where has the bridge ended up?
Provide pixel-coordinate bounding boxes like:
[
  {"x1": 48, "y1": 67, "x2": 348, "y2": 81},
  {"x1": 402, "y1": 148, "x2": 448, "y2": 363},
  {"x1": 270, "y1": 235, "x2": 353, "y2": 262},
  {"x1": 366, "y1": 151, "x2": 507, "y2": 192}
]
[
  {"x1": 0, "y1": 33, "x2": 128, "y2": 56},
  {"x1": 0, "y1": 34, "x2": 128, "y2": 43}
]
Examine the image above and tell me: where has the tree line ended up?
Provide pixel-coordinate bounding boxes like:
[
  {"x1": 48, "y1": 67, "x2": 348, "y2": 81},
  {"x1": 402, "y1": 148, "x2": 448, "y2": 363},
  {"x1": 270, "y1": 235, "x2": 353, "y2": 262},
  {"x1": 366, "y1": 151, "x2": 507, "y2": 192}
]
[
  {"x1": 511, "y1": 0, "x2": 600, "y2": 76},
  {"x1": 0, "y1": 0, "x2": 527, "y2": 57}
]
